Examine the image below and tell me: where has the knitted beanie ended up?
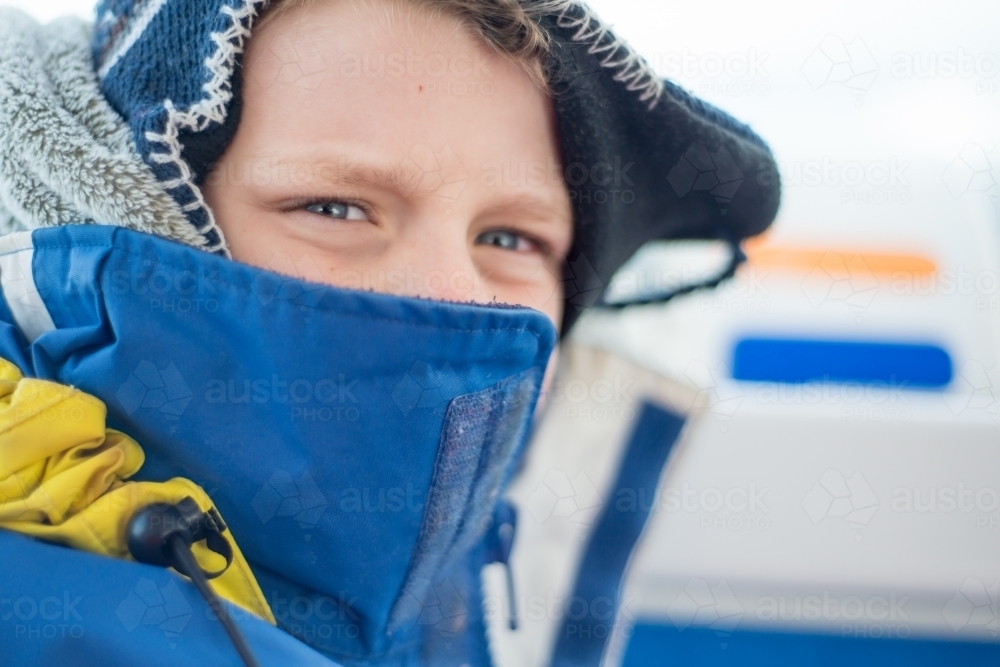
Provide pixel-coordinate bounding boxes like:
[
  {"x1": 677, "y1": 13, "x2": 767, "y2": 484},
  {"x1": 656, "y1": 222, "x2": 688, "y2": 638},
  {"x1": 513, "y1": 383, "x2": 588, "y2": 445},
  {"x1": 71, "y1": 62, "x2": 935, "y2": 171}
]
[{"x1": 90, "y1": 0, "x2": 781, "y2": 331}]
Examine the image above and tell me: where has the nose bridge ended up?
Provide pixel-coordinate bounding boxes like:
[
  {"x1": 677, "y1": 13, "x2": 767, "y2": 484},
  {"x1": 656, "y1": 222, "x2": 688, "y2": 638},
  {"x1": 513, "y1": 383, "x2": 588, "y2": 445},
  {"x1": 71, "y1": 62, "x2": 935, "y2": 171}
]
[{"x1": 399, "y1": 210, "x2": 486, "y2": 304}]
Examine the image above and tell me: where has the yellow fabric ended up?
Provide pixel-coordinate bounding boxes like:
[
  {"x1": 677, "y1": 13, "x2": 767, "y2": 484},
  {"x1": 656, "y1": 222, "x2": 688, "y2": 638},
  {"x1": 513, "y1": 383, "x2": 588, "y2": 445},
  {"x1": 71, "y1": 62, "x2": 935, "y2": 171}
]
[{"x1": 0, "y1": 357, "x2": 275, "y2": 624}]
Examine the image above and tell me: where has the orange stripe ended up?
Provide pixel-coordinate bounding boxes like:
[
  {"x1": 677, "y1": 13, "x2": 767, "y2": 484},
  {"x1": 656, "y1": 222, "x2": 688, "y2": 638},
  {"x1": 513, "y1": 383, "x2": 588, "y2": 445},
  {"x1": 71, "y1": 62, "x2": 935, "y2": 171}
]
[{"x1": 745, "y1": 243, "x2": 936, "y2": 277}]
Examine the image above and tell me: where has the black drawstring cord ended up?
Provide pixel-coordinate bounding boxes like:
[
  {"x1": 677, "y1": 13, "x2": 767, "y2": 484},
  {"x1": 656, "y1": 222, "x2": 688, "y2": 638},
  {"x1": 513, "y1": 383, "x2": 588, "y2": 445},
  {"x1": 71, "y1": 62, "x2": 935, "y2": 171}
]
[
  {"x1": 598, "y1": 239, "x2": 747, "y2": 309},
  {"x1": 167, "y1": 533, "x2": 262, "y2": 667}
]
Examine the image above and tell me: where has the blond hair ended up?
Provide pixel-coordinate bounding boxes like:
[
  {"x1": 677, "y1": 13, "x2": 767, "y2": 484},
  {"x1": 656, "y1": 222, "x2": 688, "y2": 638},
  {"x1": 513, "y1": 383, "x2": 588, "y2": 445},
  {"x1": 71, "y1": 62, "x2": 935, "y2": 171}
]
[{"x1": 254, "y1": 0, "x2": 557, "y2": 88}]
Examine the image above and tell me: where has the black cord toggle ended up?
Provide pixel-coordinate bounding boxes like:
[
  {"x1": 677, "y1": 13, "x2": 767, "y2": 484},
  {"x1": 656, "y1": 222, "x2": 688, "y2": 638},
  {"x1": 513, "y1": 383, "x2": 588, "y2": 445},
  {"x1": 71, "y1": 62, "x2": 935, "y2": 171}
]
[
  {"x1": 126, "y1": 497, "x2": 261, "y2": 667},
  {"x1": 126, "y1": 496, "x2": 233, "y2": 578}
]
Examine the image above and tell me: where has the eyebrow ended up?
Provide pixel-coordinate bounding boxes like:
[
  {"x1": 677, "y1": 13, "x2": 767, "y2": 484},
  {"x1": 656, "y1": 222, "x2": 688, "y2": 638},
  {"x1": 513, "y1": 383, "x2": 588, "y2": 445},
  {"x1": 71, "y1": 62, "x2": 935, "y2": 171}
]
[
  {"x1": 476, "y1": 192, "x2": 571, "y2": 228},
  {"x1": 264, "y1": 149, "x2": 572, "y2": 231},
  {"x1": 268, "y1": 151, "x2": 428, "y2": 197}
]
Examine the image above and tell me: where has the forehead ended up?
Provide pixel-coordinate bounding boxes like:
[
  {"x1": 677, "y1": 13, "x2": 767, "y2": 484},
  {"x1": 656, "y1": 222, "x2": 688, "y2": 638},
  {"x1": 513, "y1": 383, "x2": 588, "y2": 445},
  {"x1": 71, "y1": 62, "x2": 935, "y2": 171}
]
[{"x1": 238, "y1": 0, "x2": 568, "y2": 203}]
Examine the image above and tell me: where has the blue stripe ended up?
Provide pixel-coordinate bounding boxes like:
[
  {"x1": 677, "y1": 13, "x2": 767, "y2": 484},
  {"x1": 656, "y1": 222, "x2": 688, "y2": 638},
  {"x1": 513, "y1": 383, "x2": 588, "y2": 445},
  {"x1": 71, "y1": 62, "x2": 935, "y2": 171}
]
[
  {"x1": 550, "y1": 402, "x2": 685, "y2": 667},
  {"x1": 621, "y1": 623, "x2": 999, "y2": 666},
  {"x1": 732, "y1": 338, "x2": 952, "y2": 388}
]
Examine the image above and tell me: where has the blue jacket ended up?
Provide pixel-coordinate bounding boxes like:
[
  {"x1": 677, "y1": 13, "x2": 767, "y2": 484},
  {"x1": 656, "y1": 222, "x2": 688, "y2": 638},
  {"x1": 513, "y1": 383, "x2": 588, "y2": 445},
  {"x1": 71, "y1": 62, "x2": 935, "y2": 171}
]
[{"x1": 0, "y1": 225, "x2": 556, "y2": 666}]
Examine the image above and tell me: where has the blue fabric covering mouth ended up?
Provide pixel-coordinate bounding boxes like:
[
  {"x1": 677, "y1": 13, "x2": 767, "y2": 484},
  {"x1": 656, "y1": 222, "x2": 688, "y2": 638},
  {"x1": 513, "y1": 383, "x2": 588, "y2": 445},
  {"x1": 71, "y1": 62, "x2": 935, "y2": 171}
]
[{"x1": 0, "y1": 225, "x2": 557, "y2": 666}]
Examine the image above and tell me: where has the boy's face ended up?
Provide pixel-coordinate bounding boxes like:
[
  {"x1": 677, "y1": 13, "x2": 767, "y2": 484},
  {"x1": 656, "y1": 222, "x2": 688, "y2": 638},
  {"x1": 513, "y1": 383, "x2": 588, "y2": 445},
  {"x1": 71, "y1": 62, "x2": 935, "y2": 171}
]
[{"x1": 203, "y1": 0, "x2": 573, "y2": 329}]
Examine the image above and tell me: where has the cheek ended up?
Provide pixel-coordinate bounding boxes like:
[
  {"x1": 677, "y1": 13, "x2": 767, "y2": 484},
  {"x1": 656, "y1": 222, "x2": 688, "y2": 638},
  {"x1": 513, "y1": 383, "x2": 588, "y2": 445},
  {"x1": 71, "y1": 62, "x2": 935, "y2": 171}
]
[
  {"x1": 474, "y1": 253, "x2": 564, "y2": 324},
  {"x1": 543, "y1": 277, "x2": 565, "y2": 331},
  {"x1": 515, "y1": 268, "x2": 564, "y2": 332}
]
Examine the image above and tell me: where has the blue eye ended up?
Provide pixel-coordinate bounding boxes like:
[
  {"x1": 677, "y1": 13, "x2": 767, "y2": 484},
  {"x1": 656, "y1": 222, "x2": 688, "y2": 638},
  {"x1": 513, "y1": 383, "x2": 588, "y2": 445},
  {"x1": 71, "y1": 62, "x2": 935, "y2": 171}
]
[
  {"x1": 305, "y1": 201, "x2": 368, "y2": 221},
  {"x1": 477, "y1": 230, "x2": 530, "y2": 251}
]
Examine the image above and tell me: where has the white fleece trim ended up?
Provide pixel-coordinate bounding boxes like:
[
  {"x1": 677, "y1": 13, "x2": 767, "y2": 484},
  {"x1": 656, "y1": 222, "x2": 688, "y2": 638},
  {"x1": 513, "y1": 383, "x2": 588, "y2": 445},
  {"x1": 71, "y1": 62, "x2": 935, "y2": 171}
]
[
  {"x1": 0, "y1": 232, "x2": 56, "y2": 343},
  {"x1": 96, "y1": 0, "x2": 170, "y2": 80},
  {"x1": 0, "y1": 10, "x2": 206, "y2": 249},
  {"x1": 143, "y1": 0, "x2": 265, "y2": 255}
]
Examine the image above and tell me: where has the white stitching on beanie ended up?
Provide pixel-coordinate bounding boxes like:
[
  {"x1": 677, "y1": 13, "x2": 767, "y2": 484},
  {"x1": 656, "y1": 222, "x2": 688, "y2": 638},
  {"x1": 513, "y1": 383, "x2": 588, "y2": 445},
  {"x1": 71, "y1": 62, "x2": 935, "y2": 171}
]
[
  {"x1": 550, "y1": 0, "x2": 664, "y2": 109},
  {"x1": 142, "y1": 0, "x2": 265, "y2": 255},
  {"x1": 143, "y1": 0, "x2": 662, "y2": 254}
]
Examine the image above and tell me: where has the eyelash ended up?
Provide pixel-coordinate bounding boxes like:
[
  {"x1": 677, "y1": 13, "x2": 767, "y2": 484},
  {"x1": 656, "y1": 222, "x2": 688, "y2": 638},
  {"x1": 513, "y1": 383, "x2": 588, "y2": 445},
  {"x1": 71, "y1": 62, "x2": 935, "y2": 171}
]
[
  {"x1": 482, "y1": 228, "x2": 552, "y2": 256},
  {"x1": 288, "y1": 197, "x2": 554, "y2": 256},
  {"x1": 296, "y1": 196, "x2": 372, "y2": 218}
]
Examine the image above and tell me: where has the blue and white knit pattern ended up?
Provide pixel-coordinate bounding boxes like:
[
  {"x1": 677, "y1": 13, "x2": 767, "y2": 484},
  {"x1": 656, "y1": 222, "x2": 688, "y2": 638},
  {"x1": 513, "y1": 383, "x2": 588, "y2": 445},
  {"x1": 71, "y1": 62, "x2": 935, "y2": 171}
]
[{"x1": 93, "y1": 0, "x2": 269, "y2": 254}]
